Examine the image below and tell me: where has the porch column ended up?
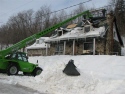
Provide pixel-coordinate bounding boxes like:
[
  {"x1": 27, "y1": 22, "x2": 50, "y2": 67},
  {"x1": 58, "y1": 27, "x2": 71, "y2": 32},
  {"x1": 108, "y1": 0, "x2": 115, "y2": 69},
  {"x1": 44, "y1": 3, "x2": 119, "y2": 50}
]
[
  {"x1": 73, "y1": 40, "x2": 75, "y2": 55},
  {"x1": 25, "y1": 48, "x2": 27, "y2": 54},
  {"x1": 93, "y1": 38, "x2": 95, "y2": 55},
  {"x1": 46, "y1": 43, "x2": 48, "y2": 56},
  {"x1": 63, "y1": 41, "x2": 66, "y2": 55}
]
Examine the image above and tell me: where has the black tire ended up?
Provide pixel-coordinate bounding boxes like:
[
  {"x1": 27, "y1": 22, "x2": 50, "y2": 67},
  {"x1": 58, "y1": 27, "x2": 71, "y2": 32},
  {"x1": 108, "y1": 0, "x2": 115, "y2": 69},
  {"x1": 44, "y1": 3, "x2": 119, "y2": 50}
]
[
  {"x1": 0, "y1": 69, "x2": 6, "y2": 73},
  {"x1": 6, "y1": 64, "x2": 19, "y2": 76},
  {"x1": 32, "y1": 67, "x2": 42, "y2": 77},
  {"x1": 23, "y1": 72, "x2": 27, "y2": 75},
  {"x1": 23, "y1": 72, "x2": 31, "y2": 76}
]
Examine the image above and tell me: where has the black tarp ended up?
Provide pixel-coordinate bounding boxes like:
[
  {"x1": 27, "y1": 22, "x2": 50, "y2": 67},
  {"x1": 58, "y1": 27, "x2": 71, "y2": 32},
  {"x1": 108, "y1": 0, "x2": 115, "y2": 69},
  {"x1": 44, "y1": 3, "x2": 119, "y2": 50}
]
[
  {"x1": 63, "y1": 59, "x2": 80, "y2": 76},
  {"x1": 114, "y1": 17, "x2": 124, "y2": 47}
]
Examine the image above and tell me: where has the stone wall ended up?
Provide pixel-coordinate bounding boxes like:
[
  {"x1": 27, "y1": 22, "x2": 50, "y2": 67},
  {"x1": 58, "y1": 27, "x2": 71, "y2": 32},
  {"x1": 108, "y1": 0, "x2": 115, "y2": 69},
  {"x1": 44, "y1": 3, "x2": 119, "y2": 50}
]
[
  {"x1": 65, "y1": 41, "x2": 73, "y2": 55},
  {"x1": 27, "y1": 49, "x2": 46, "y2": 56},
  {"x1": 74, "y1": 41, "x2": 84, "y2": 55},
  {"x1": 95, "y1": 39, "x2": 105, "y2": 55},
  {"x1": 47, "y1": 44, "x2": 55, "y2": 55},
  {"x1": 105, "y1": 13, "x2": 121, "y2": 55},
  {"x1": 27, "y1": 38, "x2": 121, "y2": 56},
  {"x1": 27, "y1": 37, "x2": 121, "y2": 56}
]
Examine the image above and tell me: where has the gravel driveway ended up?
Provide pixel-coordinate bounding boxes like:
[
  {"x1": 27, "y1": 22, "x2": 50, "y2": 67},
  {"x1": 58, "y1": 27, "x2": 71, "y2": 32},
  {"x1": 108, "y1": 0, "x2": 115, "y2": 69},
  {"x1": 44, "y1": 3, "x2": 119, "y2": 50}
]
[{"x1": 0, "y1": 81, "x2": 43, "y2": 94}]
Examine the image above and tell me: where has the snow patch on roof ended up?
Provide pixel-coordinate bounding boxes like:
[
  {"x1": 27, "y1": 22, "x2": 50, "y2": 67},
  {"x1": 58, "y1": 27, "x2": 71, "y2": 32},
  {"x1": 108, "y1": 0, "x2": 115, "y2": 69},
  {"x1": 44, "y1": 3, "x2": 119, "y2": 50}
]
[
  {"x1": 45, "y1": 26, "x2": 105, "y2": 42},
  {"x1": 26, "y1": 37, "x2": 50, "y2": 49}
]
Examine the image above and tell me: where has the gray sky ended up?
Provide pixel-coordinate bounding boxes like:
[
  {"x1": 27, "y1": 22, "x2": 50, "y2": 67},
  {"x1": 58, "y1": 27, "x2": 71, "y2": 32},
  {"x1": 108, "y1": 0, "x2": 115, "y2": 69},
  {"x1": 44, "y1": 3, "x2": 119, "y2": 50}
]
[{"x1": 0, "y1": 0, "x2": 109, "y2": 26}]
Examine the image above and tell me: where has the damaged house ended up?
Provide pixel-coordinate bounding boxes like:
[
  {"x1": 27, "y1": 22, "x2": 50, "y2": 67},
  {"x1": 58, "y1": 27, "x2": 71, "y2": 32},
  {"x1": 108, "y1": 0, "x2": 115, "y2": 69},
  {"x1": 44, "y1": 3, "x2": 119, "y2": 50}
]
[{"x1": 26, "y1": 10, "x2": 122, "y2": 56}]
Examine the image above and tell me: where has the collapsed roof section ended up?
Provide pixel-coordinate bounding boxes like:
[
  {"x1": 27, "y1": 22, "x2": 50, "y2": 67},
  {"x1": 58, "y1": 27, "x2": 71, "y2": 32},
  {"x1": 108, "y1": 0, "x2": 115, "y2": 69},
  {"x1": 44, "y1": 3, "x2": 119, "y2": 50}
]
[{"x1": 45, "y1": 19, "x2": 107, "y2": 42}]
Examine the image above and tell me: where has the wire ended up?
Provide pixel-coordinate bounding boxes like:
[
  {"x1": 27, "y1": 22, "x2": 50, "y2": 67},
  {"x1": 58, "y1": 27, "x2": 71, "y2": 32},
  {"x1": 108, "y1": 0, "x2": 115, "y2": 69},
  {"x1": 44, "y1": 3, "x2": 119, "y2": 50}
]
[
  {"x1": 35, "y1": 4, "x2": 112, "y2": 25},
  {"x1": 34, "y1": 0, "x2": 92, "y2": 19},
  {"x1": 2, "y1": 0, "x2": 92, "y2": 22},
  {"x1": 0, "y1": 0, "x2": 92, "y2": 27}
]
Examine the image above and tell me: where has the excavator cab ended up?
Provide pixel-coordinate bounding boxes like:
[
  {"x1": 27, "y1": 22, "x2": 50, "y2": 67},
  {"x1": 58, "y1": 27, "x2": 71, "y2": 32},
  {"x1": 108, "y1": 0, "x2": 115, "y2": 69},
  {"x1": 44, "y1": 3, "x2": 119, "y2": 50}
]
[
  {"x1": 4, "y1": 52, "x2": 42, "y2": 76},
  {"x1": 11, "y1": 52, "x2": 28, "y2": 62},
  {"x1": 5, "y1": 52, "x2": 28, "y2": 62}
]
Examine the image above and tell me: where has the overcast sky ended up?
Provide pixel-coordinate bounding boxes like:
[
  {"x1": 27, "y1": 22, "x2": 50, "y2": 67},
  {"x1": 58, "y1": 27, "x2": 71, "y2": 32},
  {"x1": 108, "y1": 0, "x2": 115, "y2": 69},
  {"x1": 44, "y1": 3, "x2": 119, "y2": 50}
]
[{"x1": 0, "y1": 0, "x2": 109, "y2": 26}]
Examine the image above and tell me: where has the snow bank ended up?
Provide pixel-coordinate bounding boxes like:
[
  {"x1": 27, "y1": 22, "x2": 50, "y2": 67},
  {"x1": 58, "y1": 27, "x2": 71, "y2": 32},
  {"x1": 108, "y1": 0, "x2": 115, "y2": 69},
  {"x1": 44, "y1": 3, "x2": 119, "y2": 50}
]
[
  {"x1": 30, "y1": 55, "x2": 125, "y2": 94},
  {"x1": 0, "y1": 55, "x2": 125, "y2": 94}
]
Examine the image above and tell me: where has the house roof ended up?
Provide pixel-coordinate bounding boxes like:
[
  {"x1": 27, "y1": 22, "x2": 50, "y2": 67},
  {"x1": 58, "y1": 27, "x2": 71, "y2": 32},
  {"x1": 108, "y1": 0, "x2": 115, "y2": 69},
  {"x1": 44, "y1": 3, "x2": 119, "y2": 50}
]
[
  {"x1": 26, "y1": 43, "x2": 47, "y2": 49},
  {"x1": 45, "y1": 26, "x2": 105, "y2": 42},
  {"x1": 26, "y1": 37, "x2": 50, "y2": 49}
]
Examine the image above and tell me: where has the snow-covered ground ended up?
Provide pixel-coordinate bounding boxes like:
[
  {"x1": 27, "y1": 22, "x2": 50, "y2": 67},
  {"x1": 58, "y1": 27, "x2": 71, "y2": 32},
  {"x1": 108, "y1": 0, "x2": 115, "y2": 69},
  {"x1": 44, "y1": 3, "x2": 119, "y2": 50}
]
[{"x1": 0, "y1": 55, "x2": 125, "y2": 94}]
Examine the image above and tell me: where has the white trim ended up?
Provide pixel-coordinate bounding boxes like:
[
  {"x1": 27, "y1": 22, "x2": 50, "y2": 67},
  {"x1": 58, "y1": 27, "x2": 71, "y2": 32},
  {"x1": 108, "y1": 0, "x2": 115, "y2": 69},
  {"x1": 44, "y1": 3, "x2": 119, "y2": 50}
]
[
  {"x1": 93, "y1": 38, "x2": 95, "y2": 55},
  {"x1": 73, "y1": 40, "x2": 75, "y2": 55},
  {"x1": 63, "y1": 41, "x2": 66, "y2": 55},
  {"x1": 46, "y1": 44, "x2": 48, "y2": 56}
]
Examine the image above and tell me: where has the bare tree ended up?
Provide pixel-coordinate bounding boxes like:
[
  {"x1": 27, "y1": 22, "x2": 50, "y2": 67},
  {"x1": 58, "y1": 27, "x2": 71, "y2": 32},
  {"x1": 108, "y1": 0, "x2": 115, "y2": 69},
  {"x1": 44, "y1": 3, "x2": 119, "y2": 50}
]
[
  {"x1": 0, "y1": 4, "x2": 87, "y2": 47},
  {"x1": 7, "y1": 9, "x2": 34, "y2": 43},
  {"x1": 34, "y1": 5, "x2": 51, "y2": 32},
  {"x1": 57, "y1": 10, "x2": 67, "y2": 22},
  {"x1": 72, "y1": 4, "x2": 86, "y2": 23}
]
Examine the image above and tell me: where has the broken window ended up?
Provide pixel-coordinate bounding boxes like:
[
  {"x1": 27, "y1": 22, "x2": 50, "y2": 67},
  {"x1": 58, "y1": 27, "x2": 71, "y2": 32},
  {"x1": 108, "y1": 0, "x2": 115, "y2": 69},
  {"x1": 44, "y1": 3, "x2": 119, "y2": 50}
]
[
  {"x1": 84, "y1": 42, "x2": 93, "y2": 51},
  {"x1": 83, "y1": 42, "x2": 93, "y2": 54},
  {"x1": 84, "y1": 26, "x2": 90, "y2": 33}
]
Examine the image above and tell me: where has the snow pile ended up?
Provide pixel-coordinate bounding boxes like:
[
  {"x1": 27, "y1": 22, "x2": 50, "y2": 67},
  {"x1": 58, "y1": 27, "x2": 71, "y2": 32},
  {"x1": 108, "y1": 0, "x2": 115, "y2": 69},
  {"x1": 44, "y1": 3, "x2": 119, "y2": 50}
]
[
  {"x1": 30, "y1": 55, "x2": 125, "y2": 94},
  {"x1": 0, "y1": 55, "x2": 125, "y2": 94}
]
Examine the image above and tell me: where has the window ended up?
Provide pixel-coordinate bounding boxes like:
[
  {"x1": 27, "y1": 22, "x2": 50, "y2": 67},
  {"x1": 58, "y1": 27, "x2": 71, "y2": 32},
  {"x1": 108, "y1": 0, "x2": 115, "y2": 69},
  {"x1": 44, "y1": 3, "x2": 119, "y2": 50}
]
[
  {"x1": 36, "y1": 39, "x2": 39, "y2": 44},
  {"x1": 63, "y1": 29, "x2": 69, "y2": 34},
  {"x1": 11, "y1": 53, "x2": 16, "y2": 58},
  {"x1": 84, "y1": 42, "x2": 93, "y2": 51},
  {"x1": 84, "y1": 26, "x2": 90, "y2": 33},
  {"x1": 17, "y1": 53, "x2": 28, "y2": 62},
  {"x1": 55, "y1": 44, "x2": 64, "y2": 54},
  {"x1": 58, "y1": 31, "x2": 62, "y2": 36},
  {"x1": 18, "y1": 54, "x2": 23, "y2": 60},
  {"x1": 22, "y1": 54, "x2": 28, "y2": 62},
  {"x1": 22, "y1": 56, "x2": 28, "y2": 62}
]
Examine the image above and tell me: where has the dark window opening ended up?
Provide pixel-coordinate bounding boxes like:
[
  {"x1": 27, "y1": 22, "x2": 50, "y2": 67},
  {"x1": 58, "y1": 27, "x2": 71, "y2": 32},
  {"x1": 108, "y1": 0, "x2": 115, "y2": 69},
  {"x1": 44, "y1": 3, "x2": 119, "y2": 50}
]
[
  {"x1": 84, "y1": 26, "x2": 90, "y2": 32},
  {"x1": 63, "y1": 29, "x2": 69, "y2": 34},
  {"x1": 84, "y1": 42, "x2": 93, "y2": 51},
  {"x1": 83, "y1": 42, "x2": 93, "y2": 54},
  {"x1": 58, "y1": 31, "x2": 62, "y2": 36}
]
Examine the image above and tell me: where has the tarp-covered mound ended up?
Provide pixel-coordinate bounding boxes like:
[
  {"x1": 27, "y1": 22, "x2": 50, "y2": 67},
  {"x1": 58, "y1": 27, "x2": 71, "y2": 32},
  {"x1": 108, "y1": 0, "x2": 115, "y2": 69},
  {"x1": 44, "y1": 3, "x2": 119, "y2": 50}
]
[{"x1": 63, "y1": 59, "x2": 80, "y2": 76}]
